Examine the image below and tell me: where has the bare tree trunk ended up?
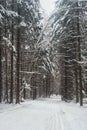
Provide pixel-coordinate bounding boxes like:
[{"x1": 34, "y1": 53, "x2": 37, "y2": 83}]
[
  {"x1": 10, "y1": 49, "x2": 14, "y2": 103},
  {"x1": 75, "y1": 68, "x2": 79, "y2": 103},
  {"x1": 16, "y1": 29, "x2": 20, "y2": 103},
  {"x1": 5, "y1": 0, "x2": 8, "y2": 102},
  {"x1": 76, "y1": 1, "x2": 83, "y2": 106},
  {"x1": 16, "y1": 4, "x2": 21, "y2": 103},
  {"x1": 10, "y1": 0, "x2": 14, "y2": 103},
  {"x1": 0, "y1": 47, "x2": 2, "y2": 102},
  {"x1": 5, "y1": 48, "x2": 8, "y2": 102},
  {"x1": 0, "y1": 21, "x2": 2, "y2": 102},
  {"x1": 65, "y1": 62, "x2": 67, "y2": 100}
]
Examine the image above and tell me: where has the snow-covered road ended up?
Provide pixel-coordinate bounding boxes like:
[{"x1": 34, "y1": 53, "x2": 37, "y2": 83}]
[{"x1": 0, "y1": 96, "x2": 87, "y2": 130}]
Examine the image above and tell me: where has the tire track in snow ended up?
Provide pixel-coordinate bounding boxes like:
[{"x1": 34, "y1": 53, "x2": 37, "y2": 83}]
[
  {"x1": 45, "y1": 105, "x2": 64, "y2": 130},
  {"x1": 45, "y1": 103, "x2": 73, "y2": 130},
  {"x1": 58, "y1": 105, "x2": 73, "y2": 130},
  {"x1": 45, "y1": 112, "x2": 65, "y2": 130}
]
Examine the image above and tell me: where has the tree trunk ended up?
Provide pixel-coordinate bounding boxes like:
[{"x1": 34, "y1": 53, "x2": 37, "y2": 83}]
[
  {"x1": 75, "y1": 68, "x2": 79, "y2": 103},
  {"x1": 0, "y1": 47, "x2": 2, "y2": 102},
  {"x1": 5, "y1": 0, "x2": 8, "y2": 102},
  {"x1": 5, "y1": 48, "x2": 8, "y2": 102},
  {"x1": 16, "y1": 4, "x2": 21, "y2": 104},
  {"x1": 76, "y1": 1, "x2": 83, "y2": 106},
  {"x1": 10, "y1": 0, "x2": 14, "y2": 103}
]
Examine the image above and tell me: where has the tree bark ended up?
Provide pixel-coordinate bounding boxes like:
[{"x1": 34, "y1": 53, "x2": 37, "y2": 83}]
[
  {"x1": 75, "y1": 68, "x2": 79, "y2": 103},
  {"x1": 76, "y1": 1, "x2": 83, "y2": 106},
  {"x1": 16, "y1": 4, "x2": 21, "y2": 103},
  {"x1": 5, "y1": 48, "x2": 8, "y2": 102},
  {"x1": 0, "y1": 47, "x2": 2, "y2": 102},
  {"x1": 5, "y1": 0, "x2": 8, "y2": 102},
  {"x1": 10, "y1": 0, "x2": 15, "y2": 103}
]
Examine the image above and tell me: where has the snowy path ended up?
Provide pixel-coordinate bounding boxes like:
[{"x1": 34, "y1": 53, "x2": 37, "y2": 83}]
[{"x1": 0, "y1": 96, "x2": 87, "y2": 130}]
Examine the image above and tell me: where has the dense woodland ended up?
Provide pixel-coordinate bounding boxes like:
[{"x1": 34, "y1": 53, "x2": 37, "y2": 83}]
[{"x1": 0, "y1": 0, "x2": 87, "y2": 106}]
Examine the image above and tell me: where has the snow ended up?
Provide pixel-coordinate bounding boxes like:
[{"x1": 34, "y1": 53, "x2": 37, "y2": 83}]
[
  {"x1": 19, "y1": 21, "x2": 27, "y2": 27},
  {"x1": 20, "y1": 71, "x2": 41, "y2": 74},
  {"x1": 2, "y1": 37, "x2": 12, "y2": 46},
  {"x1": 12, "y1": 45, "x2": 16, "y2": 53},
  {"x1": 7, "y1": 10, "x2": 18, "y2": 17},
  {"x1": 40, "y1": 0, "x2": 56, "y2": 16},
  {"x1": 0, "y1": 96, "x2": 87, "y2": 130}
]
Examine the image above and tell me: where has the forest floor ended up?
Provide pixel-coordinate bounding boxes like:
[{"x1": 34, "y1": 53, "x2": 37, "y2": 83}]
[{"x1": 0, "y1": 95, "x2": 87, "y2": 130}]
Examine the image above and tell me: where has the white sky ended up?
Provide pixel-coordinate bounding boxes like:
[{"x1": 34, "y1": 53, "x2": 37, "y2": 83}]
[{"x1": 40, "y1": 0, "x2": 56, "y2": 15}]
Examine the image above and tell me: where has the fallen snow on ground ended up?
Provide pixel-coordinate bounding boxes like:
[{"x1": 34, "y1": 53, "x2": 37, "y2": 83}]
[{"x1": 0, "y1": 95, "x2": 87, "y2": 130}]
